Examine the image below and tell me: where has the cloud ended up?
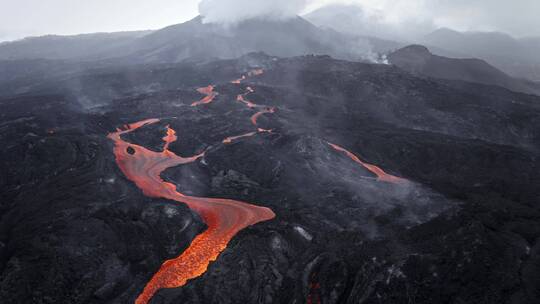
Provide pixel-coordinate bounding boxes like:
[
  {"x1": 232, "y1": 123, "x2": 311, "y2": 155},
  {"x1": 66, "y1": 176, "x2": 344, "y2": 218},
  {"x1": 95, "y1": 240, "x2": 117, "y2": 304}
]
[
  {"x1": 1, "y1": 0, "x2": 539, "y2": 40},
  {"x1": 198, "y1": 0, "x2": 308, "y2": 24},
  {"x1": 307, "y1": 0, "x2": 540, "y2": 37},
  {"x1": 426, "y1": 0, "x2": 540, "y2": 36},
  {"x1": 304, "y1": 3, "x2": 435, "y2": 41}
]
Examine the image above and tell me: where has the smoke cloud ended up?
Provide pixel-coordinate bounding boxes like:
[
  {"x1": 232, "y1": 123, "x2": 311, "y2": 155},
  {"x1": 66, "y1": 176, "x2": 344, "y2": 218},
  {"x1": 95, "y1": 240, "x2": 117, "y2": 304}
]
[
  {"x1": 304, "y1": 3, "x2": 434, "y2": 41},
  {"x1": 199, "y1": 0, "x2": 308, "y2": 24},
  {"x1": 306, "y1": 0, "x2": 540, "y2": 38}
]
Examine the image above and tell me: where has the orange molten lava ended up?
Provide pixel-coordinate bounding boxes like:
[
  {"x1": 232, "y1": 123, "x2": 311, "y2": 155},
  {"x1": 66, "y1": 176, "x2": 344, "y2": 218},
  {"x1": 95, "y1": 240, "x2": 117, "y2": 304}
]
[
  {"x1": 307, "y1": 275, "x2": 321, "y2": 304},
  {"x1": 231, "y1": 75, "x2": 246, "y2": 84},
  {"x1": 107, "y1": 67, "x2": 405, "y2": 304},
  {"x1": 222, "y1": 132, "x2": 257, "y2": 144},
  {"x1": 108, "y1": 119, "x2": 275, "y2": 304},
  {"x1": 223, "y1": 129, "x2": 273, "y2": 145},
  {"x1": 237, "y1": 93, "x2": 257, "y2": 108},
  {"x1": 251, "y1": 107, "x2": 275, "y2": 126},
  {"x1": 231, "y1": 69, "x2": 264, "y2": 84},
  {"x1": 235, "y1": 84, "x2": 276, "y2": 128},
  {"x1": 191, "y1": 85, "x2": 218, "y2": 106},
  {"x1": 328, "y1": 143, "x2": 405, "y2": 184},
  {"x1": 248, "y1": 69, "x2": 264, "y2": 77},
  {"x1": 224, "y1": 82, "x2": 276, "y2": 144}
]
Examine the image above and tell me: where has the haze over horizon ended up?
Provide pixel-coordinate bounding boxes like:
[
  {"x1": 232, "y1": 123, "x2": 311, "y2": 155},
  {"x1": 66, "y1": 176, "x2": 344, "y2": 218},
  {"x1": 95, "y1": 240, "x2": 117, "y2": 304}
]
[{"x1": 1, "y1": 0, "x2": 540, "y2": 42}]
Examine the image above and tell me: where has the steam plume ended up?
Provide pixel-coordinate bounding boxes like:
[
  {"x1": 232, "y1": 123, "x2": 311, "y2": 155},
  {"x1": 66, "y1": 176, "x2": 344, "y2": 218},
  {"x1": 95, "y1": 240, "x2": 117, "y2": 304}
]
[{"x1": 198, "y1": 0, "x2": 307, "y2": 24}]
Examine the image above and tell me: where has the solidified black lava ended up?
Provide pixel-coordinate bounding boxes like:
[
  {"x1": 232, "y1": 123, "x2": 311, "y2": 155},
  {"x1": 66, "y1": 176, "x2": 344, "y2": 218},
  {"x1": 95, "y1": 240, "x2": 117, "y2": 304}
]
[{"x1": 1, "y1": 53, "x2": 539, "y2": 304}]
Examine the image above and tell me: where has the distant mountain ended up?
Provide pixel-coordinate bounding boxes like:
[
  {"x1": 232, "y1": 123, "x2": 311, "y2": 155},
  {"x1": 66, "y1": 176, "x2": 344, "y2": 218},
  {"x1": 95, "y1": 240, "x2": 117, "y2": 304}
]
[
  {"x1": 304, "y1": 4, "x2": 412, "y2": 42},
  {"x1": 0, "y1": 31, "x2": 153, "y2": 61},
  {"x1": 304, "y1": 4, "x2": 540, "y2": 82},
  {"x1": 423, "y1": 28, "x2": 540, "y2": 81},
  {"x1": 521, "y1": 36, "x2": 540, "y2": 50},
  {"x1": 388, "y1": 45, "x2": 540, "y2": 95},
  {"x1": 122, "y1": 16, "x2": 400, "y2": 63},
  {"x1": 0, "y1": 16, "x2": 399, "y2": 64},
  {"x1": 424, "y1": 28, "x2": 526, "y2": 59}
]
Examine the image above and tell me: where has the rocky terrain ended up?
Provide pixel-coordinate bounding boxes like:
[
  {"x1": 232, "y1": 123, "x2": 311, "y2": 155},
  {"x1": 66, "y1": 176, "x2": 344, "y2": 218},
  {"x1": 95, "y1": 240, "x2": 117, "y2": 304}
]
[
  {"x1": 303, "y1": 4, "x2": 540, "y2": 82},
  {"x1": 423, "y1": 28, "x2": 540, "y2": 81},
  {"x1": 388, "y1": 45, "x2": 540, "y2": 96},
  {"x1": 1, "y1": 53, "x2": 539, "y2": 304}
]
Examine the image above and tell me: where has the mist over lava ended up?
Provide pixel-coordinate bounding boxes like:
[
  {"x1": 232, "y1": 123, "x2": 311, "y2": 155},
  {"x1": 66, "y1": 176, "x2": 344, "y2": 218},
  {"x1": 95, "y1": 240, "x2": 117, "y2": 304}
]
[{"x1": 198, "y1": 0, "x2": 308, "y2": 25}]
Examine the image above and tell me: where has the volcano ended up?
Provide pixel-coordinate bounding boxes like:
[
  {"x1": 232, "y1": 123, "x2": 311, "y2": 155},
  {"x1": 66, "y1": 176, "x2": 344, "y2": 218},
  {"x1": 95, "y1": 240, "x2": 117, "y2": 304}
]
[
  {"x1": 1, "y1": 50, "x2": 540, "y2": 303},
  {"x1": 388, "y1": 45, "x2": 540, "y2": 95},
  {"x1": 0, "y1": 16, "x2": 398, "y2": 64},
  {"x1": 1, "y1": 5, "x2": 540, "y2": 304}
]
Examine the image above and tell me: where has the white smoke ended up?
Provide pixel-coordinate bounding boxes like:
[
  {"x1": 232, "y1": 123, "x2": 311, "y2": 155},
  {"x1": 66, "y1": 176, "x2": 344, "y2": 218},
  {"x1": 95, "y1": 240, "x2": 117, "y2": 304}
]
[{"x1": 198, "y1": 0, "x2": 308, "y2": 24}]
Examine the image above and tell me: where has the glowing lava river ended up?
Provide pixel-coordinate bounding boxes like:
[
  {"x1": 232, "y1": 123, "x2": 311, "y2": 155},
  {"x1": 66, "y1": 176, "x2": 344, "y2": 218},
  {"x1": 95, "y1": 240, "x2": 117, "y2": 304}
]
[
  {"x1": 191, "y1": 85, "x2": 217, "y2": 107},
  {"x1": 108, "y1": 69, "x2": 405, "y2": 303},
  {"x1": 328, "y1": 143, "x2": 406, "y2": 184},
  {"x1": 108, "y1": 118, "x2": 275, "y2": 304}
]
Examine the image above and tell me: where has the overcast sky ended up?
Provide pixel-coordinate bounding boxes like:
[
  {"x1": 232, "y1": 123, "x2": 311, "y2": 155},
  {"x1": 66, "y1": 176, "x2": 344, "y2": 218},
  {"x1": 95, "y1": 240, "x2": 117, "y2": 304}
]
[{"x1": 1, "y1": 0, "x2": 539, "y2": 42}]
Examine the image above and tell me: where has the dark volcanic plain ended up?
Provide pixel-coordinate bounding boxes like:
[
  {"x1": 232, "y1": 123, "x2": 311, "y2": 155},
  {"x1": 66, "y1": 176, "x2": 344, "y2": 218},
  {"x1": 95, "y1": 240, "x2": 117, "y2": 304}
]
[{"x1": 1, "y1": 53, "x2": 540, "y2": 304}]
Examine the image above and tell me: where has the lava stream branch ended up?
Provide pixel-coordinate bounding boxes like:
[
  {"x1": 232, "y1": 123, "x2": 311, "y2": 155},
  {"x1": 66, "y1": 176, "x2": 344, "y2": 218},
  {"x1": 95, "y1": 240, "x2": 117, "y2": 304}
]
[
  {"x1": 105, "y1": 67, "x2": 409, "y2": 304},
  {"x1": 108, "y1": 119, "x2": 275, "y2": 304},
  {"x1": 231, "y1": 68, "x2": 264, "y2": 84},
  {"x1": 251, "y1": 107, "x2": 276, "y2": 126},
  {"x1": 191, "y1": 85, "x2": 218, "y2": 107},
  {"x1": 223, "y1": 69, "x2": 277, "y2": 145},
  {"x1": 328, "y1": 142, "x2": 406, "y2": 184},
  {"x1": 222, "y1": 132, "x2": 257, "y2": 144}
]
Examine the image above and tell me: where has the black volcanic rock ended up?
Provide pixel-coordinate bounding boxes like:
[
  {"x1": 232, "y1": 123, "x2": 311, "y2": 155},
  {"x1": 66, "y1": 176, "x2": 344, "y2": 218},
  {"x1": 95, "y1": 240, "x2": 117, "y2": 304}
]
[
  {"x1": 388, "y1": 44, "x2": 540, "y2": 95},
  {"x1": 1, "y1": 53, "x2": 539, "y2": 303}
]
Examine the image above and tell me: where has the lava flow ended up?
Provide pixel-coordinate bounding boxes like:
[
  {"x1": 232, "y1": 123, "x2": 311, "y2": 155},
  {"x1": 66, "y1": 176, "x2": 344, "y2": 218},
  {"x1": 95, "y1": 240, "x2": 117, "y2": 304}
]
[
  {"x1": 222, "y1": 129, "x2": 273, "y2": 144},
  {"x1": 237, "y1": 93, "x2": 257, "y2": 108},
  {"x1": 108, "y1": 119, "x2": 275, "y2": 304},
  {"x1": 306, "y1": 273, "x2": 322, "y2": 304},
  {"x1": 222, "y1": 70, "x2": 276, "y2": 145},
  {"x1": 234, "y1": 81, "x2": 276, "y2": 127},
  {"x1": 248, "y1": 69, "x2": 264, "y2": 77},
  {"x1": 251, "y1": 107, "x2": 276, "y2": 126},
  {"x1": 191, "y1": 85, "x2": 217, "y2": 106},
  {"x1": 231, "y1": 68, "x2": 264, "y2": 84},
  {"x1": 328, "y1": 143, "x2": 406, "y2": 184},
  {"x1": 222, "y1": 131, "x2": 257, "y2": 144},
  {"x1": 231, "y1": 75, "x2": 246, "y2": 84}
]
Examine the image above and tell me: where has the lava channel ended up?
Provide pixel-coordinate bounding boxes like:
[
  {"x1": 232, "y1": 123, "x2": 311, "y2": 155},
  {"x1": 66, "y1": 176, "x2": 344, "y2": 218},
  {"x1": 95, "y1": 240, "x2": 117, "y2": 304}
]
[
  {"x1": 231, "y1": 68, "x2": 264, "y2": 84},
  {"x1": 108, "y1": 119, "x2": 275, "y2": 304},
  {"x1": 191, "y1": 85, "x2": 218, "y2": 107},
  {"x1": 223, "y1": 83, "x2": 275, "y2": 144},
  {"x1": 248, "y1": 68, "x2": 264, "y2": 77},
  {"x1": 237, "y1": 93, "x2": 257, "y2": 108},
  {"x1": 251, "y1": 107, "x2": 276, "y2": 126},
  {"x1": 328, "y1": 143, "x2": 406, "y2": 184},
  {"x1": 222, "y1": 129, "x2": 273, "y2": 145},
  {"x1": 235, "y1": 83, "x2": 276, "y2": 127},
  {"x1": 231, "y1": 75, "x2": 246, "y2": 84}
]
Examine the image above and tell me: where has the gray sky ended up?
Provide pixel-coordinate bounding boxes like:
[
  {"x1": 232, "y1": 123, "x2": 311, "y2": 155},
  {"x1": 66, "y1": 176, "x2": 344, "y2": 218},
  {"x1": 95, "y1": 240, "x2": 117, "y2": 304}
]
[{"x1": 1, "y1": 0, "x2": 539, "y2": 42}]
